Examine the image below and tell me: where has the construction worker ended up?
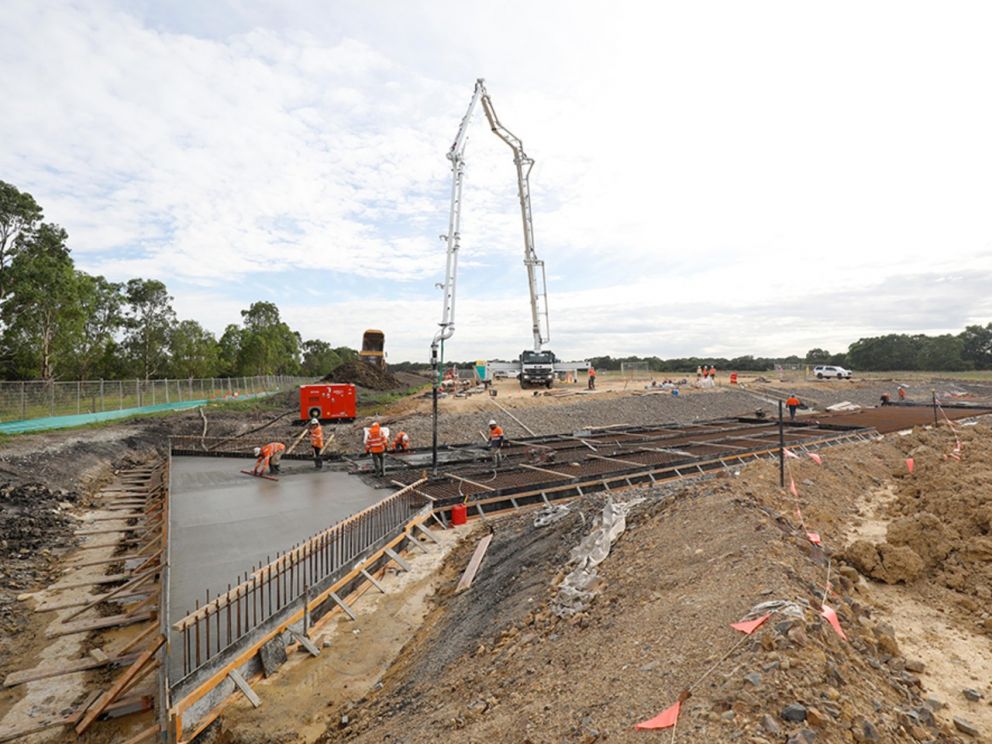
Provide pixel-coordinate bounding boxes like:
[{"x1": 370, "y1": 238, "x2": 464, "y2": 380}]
[
  {"x1": 488, "y1": 419, "x2": 505, "y2": 465},
  {"x1": 253, "y1": 441, "x2": 286, "y2": 475},
  {"x1": 308, "y1": 418, "x2": 324, "y2": 469},
  {"x1": 880, "y1": 392, "x2": 891, "y2": 406},
  {"x1": 785, "y1": 394, "x2": 801, "y2": 420},
  {"x1": 708, "y1": 365, "x2": 717, "y2": 380},
  {"x1": 365, "y1": 422, "x2": 388, "y2": 476},
  {"x1": 898, "y1": 386, "x2": 907, "y2": 401},
  {"x1": 392, "y1": 431, "x2": 411, "y2": 451},
  {"x1": 588, "y1": 366, "x2": 597, "y2": 390}
]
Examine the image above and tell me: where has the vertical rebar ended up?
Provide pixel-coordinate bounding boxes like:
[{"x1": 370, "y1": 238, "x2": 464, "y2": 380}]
[{"x1": 194, "y1": 599, "x2": 201, "y2": 668}]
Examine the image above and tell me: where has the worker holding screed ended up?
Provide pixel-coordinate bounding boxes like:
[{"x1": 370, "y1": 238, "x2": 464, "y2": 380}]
[
  {"x1": 308, "y1": 418, "x2": 324, "y2": 469},
  {"x1": 253, "y1": 441, "x2": 286, "y2": 475}
]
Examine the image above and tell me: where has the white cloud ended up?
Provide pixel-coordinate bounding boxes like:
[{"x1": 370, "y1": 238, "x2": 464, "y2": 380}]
[{"x1": 2, "y1": 0, "x2": 992, "y2": 363}]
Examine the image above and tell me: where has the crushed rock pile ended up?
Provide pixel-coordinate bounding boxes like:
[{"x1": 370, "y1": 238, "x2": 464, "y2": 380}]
[{"x1": 322, "y1": 360, "x2": 402, "y2": 391}]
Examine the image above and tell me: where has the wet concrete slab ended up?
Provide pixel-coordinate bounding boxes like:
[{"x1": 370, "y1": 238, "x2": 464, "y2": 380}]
[{"x1": 168, "y1": 456, "x2": 386, "y2": 627}]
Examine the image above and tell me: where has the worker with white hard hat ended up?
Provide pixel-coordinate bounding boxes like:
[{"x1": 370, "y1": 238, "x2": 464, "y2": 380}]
[
  {"x1": 488, "y1": 419, "x2": 505, "y2": 466},
  {"x1": 308, "y1": 418, "x2": 325, "y2": 469},
  {"x1": 253, "y1": 441, "x2": 286, "y2": 475}
]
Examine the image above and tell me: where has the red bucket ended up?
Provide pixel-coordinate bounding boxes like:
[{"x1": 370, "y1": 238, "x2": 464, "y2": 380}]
[{"x1": 450, "y1": 503, "x2": 468, "y2": 526}]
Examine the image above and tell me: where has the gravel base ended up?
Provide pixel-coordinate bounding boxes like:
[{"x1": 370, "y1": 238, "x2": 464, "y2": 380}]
[{"x1": 336, "y1": 389, "x2": 766, "y2": 450}]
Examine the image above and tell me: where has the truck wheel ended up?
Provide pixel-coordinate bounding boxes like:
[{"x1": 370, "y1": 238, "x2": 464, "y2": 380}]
[
  {"x1": 816, "y1": 373, "x2": 823, "y2": 379},
  {"x1": 836, "y1": 373, "x2": 842, "y2": 379}
]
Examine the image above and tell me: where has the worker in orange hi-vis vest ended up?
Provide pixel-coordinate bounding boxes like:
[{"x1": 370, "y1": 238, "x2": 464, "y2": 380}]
[
  {"x1": 308, "y1": 418, "x2": 324, "y2": 469},
  {"x1": 588, "y1": 366, "x2": 597, "y2": 390},
  {"x1": 488, "y1": 419, "x2": 506, "y2": 465},
  {"x1": 392, "y1": 431, "x2": 411, "y2": 452},
  {"x1": 785, "y1": 395, "x2": 801, "y2": 420},
  {"x1": 365, "y1": 422, "x2": 388, "y2": 476},
  {"x1": 253, "y1": 441, "x2": 286, "y2": 475}
]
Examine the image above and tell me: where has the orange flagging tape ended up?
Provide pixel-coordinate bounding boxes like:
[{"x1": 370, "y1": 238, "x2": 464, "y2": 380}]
[
  {"x1": 789, "y1": 478, "x2": 799, "y2": 497},
  {"x1": 784, "y1": 448, "x2": 799, "y2": 460},
  {"x1": 905, "y1": 457, "x2": 915, "y2": 473},
  {"x1": 806, "y1": 531, "x2": 821, "y2": 545},
  {"x1": 730, "y1": 612, "x2": 771, "y2": 635},
  {"x1": 807, "y1": 452, "x2": 822, "y2": 465},
  {"x1": 820, "y1": 604, "x2": 847, "y2": 640},
  {"x1": 635, "y1": 700, "x2": 681, "y2": 730}
]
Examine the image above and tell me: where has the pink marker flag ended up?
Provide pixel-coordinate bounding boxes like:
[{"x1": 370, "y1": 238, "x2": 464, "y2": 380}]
[
  {"x1": 806, "y1": 531, "x2": 821, "y2": 545},
  {"x1": 905, "y1": 457, "x2": 915, "y2": 473},
  {"x1": 635, "y1": 701, "x2": 681, "y2": 730},
  {"x1": 784, "y1": 448, "x2": 800, "y2": 459},
  {"x1": 789, "y1": 478, "x2": 799, "y2": 497},
  {"x1": 807, "y1": 452, "x2": 822, "y2": 465},
  {"x1": 730, "y1": 612, "x2": 771, "y2": 635},
  {"x1": 820, "y1": 604, "x2": 847, "y2": 640}
]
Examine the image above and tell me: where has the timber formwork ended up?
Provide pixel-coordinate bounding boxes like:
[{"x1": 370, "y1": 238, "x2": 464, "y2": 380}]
[{"x1": 0, "y1": 462, "x2": 169, "y2": 744}]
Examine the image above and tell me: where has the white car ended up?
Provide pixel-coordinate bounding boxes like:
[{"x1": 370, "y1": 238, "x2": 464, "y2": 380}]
[{"x1": 813, "y1": 365, "x2": 853, "y2": 379}]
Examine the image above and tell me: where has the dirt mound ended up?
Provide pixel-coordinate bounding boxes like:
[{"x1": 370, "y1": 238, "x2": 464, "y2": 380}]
[
  {"x1": 320, "y1": 474, "x2": 960, "y2": 743},
  {"x1": 322, "y1": 360, "x2": 402, "y2": 391}
]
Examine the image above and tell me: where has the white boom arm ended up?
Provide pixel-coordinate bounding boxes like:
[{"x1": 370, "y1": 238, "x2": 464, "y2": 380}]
[
  {"x1": 432, "y1": 78, "x2": 551, "y2": 353},
  {"x1": 432, "y1": 80, "x2": 485, "y2": 348},
  {"x1": 480, "y1": 85, "x2": 550, "y2": 352}
]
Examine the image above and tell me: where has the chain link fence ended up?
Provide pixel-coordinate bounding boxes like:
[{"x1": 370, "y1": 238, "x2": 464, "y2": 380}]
[{"x1": 0, "y1": 375, "x2": 312, "y2": 423}]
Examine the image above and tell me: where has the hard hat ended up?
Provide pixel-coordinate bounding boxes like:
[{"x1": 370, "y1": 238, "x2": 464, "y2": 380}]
[
  {"x1": 370, "y1": 421, "x2": 380, "y2": 430},
  {"x1": 309, "y1": 418, "x2": 319, "y2": 425},
  {"x1": 488, "y1": 419, "x2": 497, "y2": 426},
  {"x1": 253, "y1": 447, "x2": 261, "y2": 456}
]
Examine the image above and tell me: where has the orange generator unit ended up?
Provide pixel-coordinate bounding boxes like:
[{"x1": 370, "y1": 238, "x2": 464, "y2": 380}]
[{"x1": 299, "y1": 383, "x2": 357, "y2": 423}]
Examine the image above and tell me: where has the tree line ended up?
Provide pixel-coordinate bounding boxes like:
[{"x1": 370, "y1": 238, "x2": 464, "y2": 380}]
[
  {"x1": 588, "y1": 325, "x2": 992, "y2": 374},
  {"x1": 0, "y1": 181, "x2": 356, "y2": 381}
]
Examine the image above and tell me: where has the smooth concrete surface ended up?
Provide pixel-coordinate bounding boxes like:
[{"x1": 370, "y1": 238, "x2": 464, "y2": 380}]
[{"x1": 168, "y1": 456, "x2": 386, "y2": 627}]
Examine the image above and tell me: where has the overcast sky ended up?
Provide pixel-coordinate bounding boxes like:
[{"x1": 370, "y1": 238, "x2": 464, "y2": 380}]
[{"x1": 3, "y1": 1, "x2": 991, "y2": 362}]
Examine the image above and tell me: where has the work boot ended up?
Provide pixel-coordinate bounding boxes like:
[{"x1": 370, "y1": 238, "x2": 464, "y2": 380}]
[{"x1": 271, "y1": 464, "x2": 281, "y2": 474}]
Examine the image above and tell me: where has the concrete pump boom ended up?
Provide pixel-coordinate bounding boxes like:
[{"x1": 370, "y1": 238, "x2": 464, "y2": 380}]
[
  {"x1": 431, "y1": 78, "x2": 551, "y2": 354},
  {"x1": 480, "y1": 84, "x2": 551, "y2": 353}
]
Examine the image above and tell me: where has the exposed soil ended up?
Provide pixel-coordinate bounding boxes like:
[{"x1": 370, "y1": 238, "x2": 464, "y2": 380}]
[
  {"x1": 322, "y1": 361, "x2": 403, "y2": 391},
  {"x1": 302, "y1": 424, "x2": 992, "y2": 744}
]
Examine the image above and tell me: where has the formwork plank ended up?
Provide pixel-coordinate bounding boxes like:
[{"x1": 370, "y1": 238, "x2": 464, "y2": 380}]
[{"x1": 456, "y1": 534, "x2": 493, "y2": 593}]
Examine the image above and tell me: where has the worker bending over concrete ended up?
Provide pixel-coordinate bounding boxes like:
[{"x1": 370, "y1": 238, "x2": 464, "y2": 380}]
[
  {"x1": 365, "y1": 422, "x2": 388, "y2": 476},
  {"x1": 392, "y1": 431, "x2": 411, "y2": 451},
  {"x1": 488, "y1": 419, "x2": 505, "y2": 465},
  {"x1": 308, "y1": 418, "x2": 324, "y2": 469},
  {"x1": 254, "y1": 441, "x2": 286, "y2": 475},
  {"x1": 786, "y1": 394, "x2": 801, "y2": 420}
]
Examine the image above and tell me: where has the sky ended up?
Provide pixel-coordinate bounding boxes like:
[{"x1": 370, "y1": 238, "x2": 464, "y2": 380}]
[{"x1": 2, "y1": 1, "x2": 992, "y2": 363}]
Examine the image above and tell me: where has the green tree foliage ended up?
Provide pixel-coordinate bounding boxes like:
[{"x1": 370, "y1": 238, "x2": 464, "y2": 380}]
[
  {"x1": 217, "y1": 324, "x2": 243, "y2": 376},
  {"x1": 301, "y1": 339, "x2": 341, "y2": 377},
  {"x1": 123, "y1": 279, "x2": 177, "y2": 379},
  {"x1": 805, "y1": 348, "x2": 831, "y2": 363},
  {"x1": 169, "y1": 320, "x2": 219, "y2": 378},
  {"x1": 74, "y1": 274, "x2": 124, "y2": 379},
  {"x1": 237, "y1": 301, "x2": 301, "y2": 375},
  {"x1": 960, "y1": 323, "x2": 992, "y2": 369},
  {"x1": 1, "y1": 224, "x2": 85, "y2": 380},
  {"x1": 0, "y1": 181, "x2": 43, "y2": 306}
]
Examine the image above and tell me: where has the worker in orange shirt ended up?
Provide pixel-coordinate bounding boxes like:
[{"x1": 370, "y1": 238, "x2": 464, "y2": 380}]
[
  {"x1": 308, "y1": 418, "x2": 324, "y2": 469},
  {"x1": 253, "y1": 441, "x2": 286, "y2": 475},
  {"x1": 785, "y1": 395, "x2": 801, "y2": 420},
  {"x1": 392, "y1": 431, "x2": 411, "y2": 451},
  {"x1": 588, "y1": 366, "x2": 597, "y2": 390},
  {"x1": 488, "y1": 419, "x2": 506, "y2": 465},
  {"x1": 365, "y1": 422, "x2": 388, "y2": 476},
  {"x1": 897, "y1": 386, "x2": 907, "y2": 401}
]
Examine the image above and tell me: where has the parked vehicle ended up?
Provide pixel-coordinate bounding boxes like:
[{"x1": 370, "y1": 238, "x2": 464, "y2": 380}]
[{"x1": 812, "y1": 365, "x2": 853, "y2": 379}]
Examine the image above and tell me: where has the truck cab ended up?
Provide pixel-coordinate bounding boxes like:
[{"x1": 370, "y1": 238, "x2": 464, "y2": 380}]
[{"x1": 520, "y1": 350, "x2": 556, "y2": 388}]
